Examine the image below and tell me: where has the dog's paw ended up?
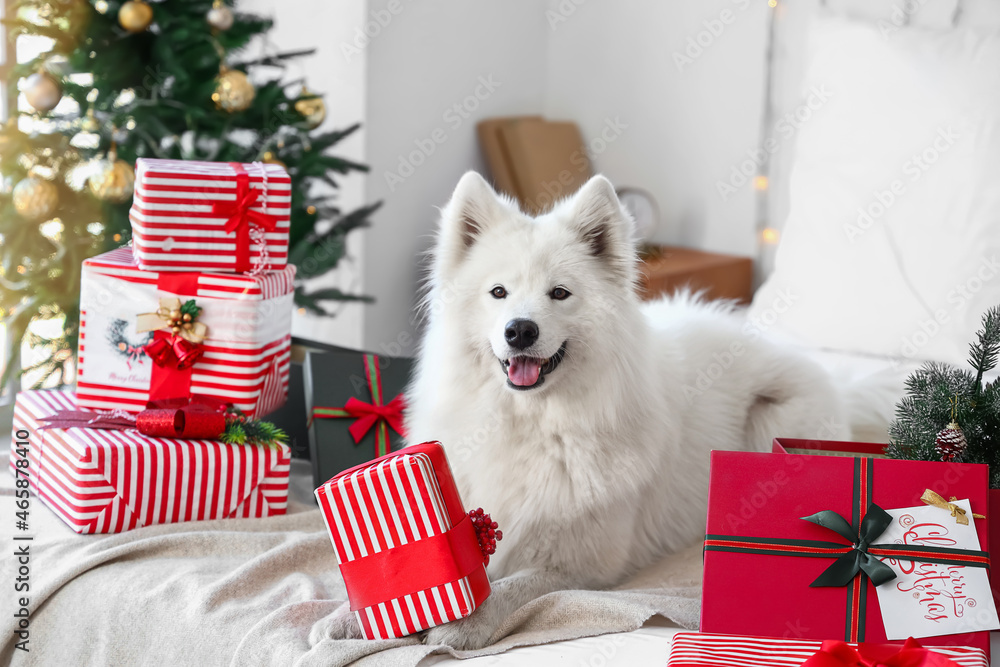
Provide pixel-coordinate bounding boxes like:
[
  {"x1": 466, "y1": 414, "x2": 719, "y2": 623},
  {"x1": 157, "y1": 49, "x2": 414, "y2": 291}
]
[
  {"x1": 319, "y1": 607, "x2": 364, "y2": 641},
  {"x1": 422, "y1": 613, "x2": 498, "y2": 651}
]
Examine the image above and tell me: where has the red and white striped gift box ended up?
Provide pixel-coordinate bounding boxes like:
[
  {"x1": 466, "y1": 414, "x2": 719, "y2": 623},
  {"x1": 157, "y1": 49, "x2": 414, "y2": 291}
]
[
  {"x1": 11, "y1": 390, "x2": 291, "y2": 534},
  {"x1": 667, "y1": 633, "x2": 988, "y2": 667},
  {"x1": 130, "y1": 158, "x2": 290, "y2": 273},
  {"x1": 315, "y1": 442, "x2": 491, "y2": 640},
  {"x1": 77, "y1": 247, "x2": 293, "y2": 417}
]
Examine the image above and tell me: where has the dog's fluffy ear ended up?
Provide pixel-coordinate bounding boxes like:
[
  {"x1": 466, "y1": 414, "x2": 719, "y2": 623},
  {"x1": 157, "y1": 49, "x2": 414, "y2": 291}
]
[
  {"x1": 436, "y1": 171, "x2": 505, "y2": 270},
  {"x1": 568, "y1": 175, "x2": 634, "y2": 276}
]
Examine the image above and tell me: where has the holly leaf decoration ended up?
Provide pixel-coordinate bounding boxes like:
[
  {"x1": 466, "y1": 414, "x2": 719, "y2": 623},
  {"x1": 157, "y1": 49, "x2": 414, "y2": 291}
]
[{"x1": 179, "y1": 299, "x2": 202, "y2": 320}]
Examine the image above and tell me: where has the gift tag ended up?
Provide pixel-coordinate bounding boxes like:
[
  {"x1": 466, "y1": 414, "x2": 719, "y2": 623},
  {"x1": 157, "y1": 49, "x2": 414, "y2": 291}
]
[{"x1": 875, "y1": 499, "x2": 999, "y2": 639}]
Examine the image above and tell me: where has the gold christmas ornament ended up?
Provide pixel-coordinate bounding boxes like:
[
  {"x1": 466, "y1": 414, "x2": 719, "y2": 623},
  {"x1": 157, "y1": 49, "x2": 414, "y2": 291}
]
[
  {"x1": 88, "y1": 145, "x2": 135, "y2": 203},
  {"x1": 294, "y1": 88, "x2": 326, "y2": 129},
  {"x1": 13, "y1": 176, "x2": 59, "y2": 221},
  {"x1": 212, "y1": 68, "x2": 255, "y2": 113},
  {"x1": 80, "y1": 108, "x2": 99, "y2": 132},
  {"x1": 24, "y1": 71, "x2": 63, "y2": 112},
  {"x1": 206, "y1": 1, "x2": 234, "y2": 30},
  {"x1": 118, "y1": 0, "x2": 153, "y2": 33},
  {"x1": 261, "y1": 151, "x2": 285, "y2": 169}
]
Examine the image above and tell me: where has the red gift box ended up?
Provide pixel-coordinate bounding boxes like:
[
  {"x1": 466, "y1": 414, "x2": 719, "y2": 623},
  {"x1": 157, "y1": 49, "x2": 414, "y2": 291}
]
[
  {"x1": 130, "y1": 158, "x2": 290, "y2": 274},
  {"x1": 314, "y1": 441, "x2": 491, "y2": 640},
  {"x1": 76, "y1": 247, "x2": 292, "y2": 417},
  {"x1": 701, "y1": 444, "x2": 992, "y2": 653},
  {"x1": 667, "y1": 632, "x2": 988, "y2": 667},
  {"x1": 773, "y1": 438, "x2": 1000, "y2": 613},
  {"x1": 10, "y1": 389, "x2": 291, "y2": 534}
]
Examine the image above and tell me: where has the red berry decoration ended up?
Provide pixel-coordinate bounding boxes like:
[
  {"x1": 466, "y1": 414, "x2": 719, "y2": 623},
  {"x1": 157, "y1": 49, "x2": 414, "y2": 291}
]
[{"x1": 468, "y1": 507, "x2": 502, "y2": 563}]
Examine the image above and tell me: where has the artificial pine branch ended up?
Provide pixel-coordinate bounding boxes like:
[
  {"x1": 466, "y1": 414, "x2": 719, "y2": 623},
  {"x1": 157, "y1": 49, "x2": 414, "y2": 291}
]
[
  {"x1": 887, "y1": 307, "x2": 1000, "y2": 487},
  {"x1": 221, "y1": 409, "x2": 288, "y2": 448},
  {"x1": 968, "y1": 305, "x2": 1000, "y2": 396}
]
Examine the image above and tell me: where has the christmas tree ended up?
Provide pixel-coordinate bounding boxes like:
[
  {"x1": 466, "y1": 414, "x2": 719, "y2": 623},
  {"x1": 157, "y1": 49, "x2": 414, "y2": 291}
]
[
  {"x1": 0, "y1": 0, "x2": 377, "y2": 392},
  {"x1": 887, "y1": 306, "x2": 1000, "y2": 487}
]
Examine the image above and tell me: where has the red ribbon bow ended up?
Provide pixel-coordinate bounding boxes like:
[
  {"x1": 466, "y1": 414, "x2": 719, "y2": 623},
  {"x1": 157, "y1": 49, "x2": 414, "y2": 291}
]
[
  {"x1": 311, "y1": 353, "x2": 406, "y2": 458},
  {"x1": 210, "y1": 163, "x2": 282, "y2": 272},
  {"x1": 802, "y1": 638, "x2": 961, "y2": 667},
  {"x1": 340, "y1": 395, "x2": 407, "y2": 445}
]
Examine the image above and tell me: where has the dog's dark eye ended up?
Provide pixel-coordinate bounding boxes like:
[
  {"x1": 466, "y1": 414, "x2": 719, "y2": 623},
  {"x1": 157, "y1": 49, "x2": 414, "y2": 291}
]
[
  {"x1": 490, "y1": 286, "x2": 508, "y2": 299},
  {"x1": 550, "y1": 287, "x2": 571, "y2": 301}
]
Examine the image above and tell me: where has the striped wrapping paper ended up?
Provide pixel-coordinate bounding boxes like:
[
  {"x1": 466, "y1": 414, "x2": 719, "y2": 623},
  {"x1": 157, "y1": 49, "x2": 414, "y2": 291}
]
[
  {"x1": 130, "y1": 158, "x2": 290, "y2": 273},
  {"x1": 667, "y1": 633, "x2": 988, "y2": 667},
  {"x1": 10, "y1": 389, "x2": 291, "y2": 534},
  {"x1": 76, "y1": 247, "x2": 293, "y2": 417},
  {"x1": 315, "y1": 442, "x2": 491, "y2": 639}
]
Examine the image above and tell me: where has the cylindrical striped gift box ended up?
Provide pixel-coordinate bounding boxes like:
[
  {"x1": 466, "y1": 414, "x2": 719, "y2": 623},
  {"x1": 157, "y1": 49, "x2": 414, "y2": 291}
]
[
  {"x1": 314, "y1": 442, "x2": 492, "y2": 639},
  {"x1": 76, "y1": 247, "x2": 293, "y2": 417},
  {"x1": 667, "y1": 633, "x2": 988, "y2": 667},
  {"x1": 10, "y1": 389, "x2": 291, "y2": 534},
  {"x1": 130, "y1": 158, "x2": 290, "y2": 274}
]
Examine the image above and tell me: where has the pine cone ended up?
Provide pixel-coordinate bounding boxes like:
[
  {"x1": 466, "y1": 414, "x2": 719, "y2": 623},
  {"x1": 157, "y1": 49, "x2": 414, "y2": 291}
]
[{"x1": 935, "y1": 422, "x2": 967, "y2": 462}]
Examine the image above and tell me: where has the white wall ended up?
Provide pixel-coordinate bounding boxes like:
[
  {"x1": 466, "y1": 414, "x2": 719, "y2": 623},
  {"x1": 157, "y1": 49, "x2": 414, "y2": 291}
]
[
  {"x1": 240, "y1": 0, "x2": 369, "y2": 348},
  {"x1": 252, "y1": 1, "x2": 772, "y2": 353},
  {"x1": 543, "y1": 0, "x2": 769, "y2": 256},
  {"x1": 361, "y1": 0, "x2": 549, "y2": 355}
]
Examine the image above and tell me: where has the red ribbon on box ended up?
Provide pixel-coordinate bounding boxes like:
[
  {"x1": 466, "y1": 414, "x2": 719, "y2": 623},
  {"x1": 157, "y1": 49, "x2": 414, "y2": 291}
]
[
  {"x1": 803, "y1": 637, "x2": 961, "y2": 667},
  {"x1": 211, "y1": 162, "x2": 282, "y2": 273},
  {"x1": 339, "y1": 513, "x2": 484, "y2": 611},
  {"x1": 40, "y1": 396, "x2": 228, "y2": 440},
  {"x1": 143, "y1": 273, "x2": 204, "y2": 403},
  {"x1": 310, "y1": 353, "x2": 407, "y2": 458}
]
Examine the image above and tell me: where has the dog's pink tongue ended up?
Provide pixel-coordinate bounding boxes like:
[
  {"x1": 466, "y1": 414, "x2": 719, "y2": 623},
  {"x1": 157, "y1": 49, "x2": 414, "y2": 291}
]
[{"x1": 508, "y1": 357, "x2": 542, "y2": 386}]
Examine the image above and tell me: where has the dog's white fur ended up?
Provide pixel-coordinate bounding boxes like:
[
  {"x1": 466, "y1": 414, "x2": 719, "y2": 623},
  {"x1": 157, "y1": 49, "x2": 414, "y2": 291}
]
[{"x1": 328, "y1": 172, "x2": 849, "y2": 649}]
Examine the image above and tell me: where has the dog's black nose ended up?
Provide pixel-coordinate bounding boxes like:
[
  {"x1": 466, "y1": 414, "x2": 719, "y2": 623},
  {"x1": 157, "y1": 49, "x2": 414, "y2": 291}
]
[{"x1": 504, "y1": 319, "x2": 539, "y2": 350}]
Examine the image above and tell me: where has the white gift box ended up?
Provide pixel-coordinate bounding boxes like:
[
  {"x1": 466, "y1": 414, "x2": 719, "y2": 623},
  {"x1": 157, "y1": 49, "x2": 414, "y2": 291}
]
[{"x1": 76, "y1": 247, "x2": 293, "y2": 417}]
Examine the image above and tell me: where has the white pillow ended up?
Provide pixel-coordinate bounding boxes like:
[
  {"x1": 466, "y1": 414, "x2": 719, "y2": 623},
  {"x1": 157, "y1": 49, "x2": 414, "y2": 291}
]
[{"x1": 750, "y1": 15, "x2": 1000, "y2": 368}]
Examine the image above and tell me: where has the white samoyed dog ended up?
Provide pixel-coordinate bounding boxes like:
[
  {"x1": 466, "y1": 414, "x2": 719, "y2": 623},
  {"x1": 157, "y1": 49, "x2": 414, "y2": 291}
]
[{"x1": 332, "y1": 172, "x2": 849, "y2": 649}]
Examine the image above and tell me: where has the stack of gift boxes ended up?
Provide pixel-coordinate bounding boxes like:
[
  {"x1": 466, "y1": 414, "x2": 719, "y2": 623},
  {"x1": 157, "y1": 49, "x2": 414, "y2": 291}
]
[
  {"x1": 7, "y1": 157, "x2": 499, "y2": 638},
  {"x1": 10, "y1": 159, "x2": 295, "y2": 534}
]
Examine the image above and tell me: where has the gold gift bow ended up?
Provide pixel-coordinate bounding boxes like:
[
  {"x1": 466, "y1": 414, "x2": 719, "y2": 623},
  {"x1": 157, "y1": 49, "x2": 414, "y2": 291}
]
[
  {"x1": 135, "y1": 297, "x2": 208, "y2": 343},
  {"x1": 920, "y1": 488, "x2": 986, "y2": 526}
]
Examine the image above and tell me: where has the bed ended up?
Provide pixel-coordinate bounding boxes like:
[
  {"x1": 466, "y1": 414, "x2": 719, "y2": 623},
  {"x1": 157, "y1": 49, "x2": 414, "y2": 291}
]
[{"x1": 5, "y1": 0, "x2": 1000, "y2": 664}]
